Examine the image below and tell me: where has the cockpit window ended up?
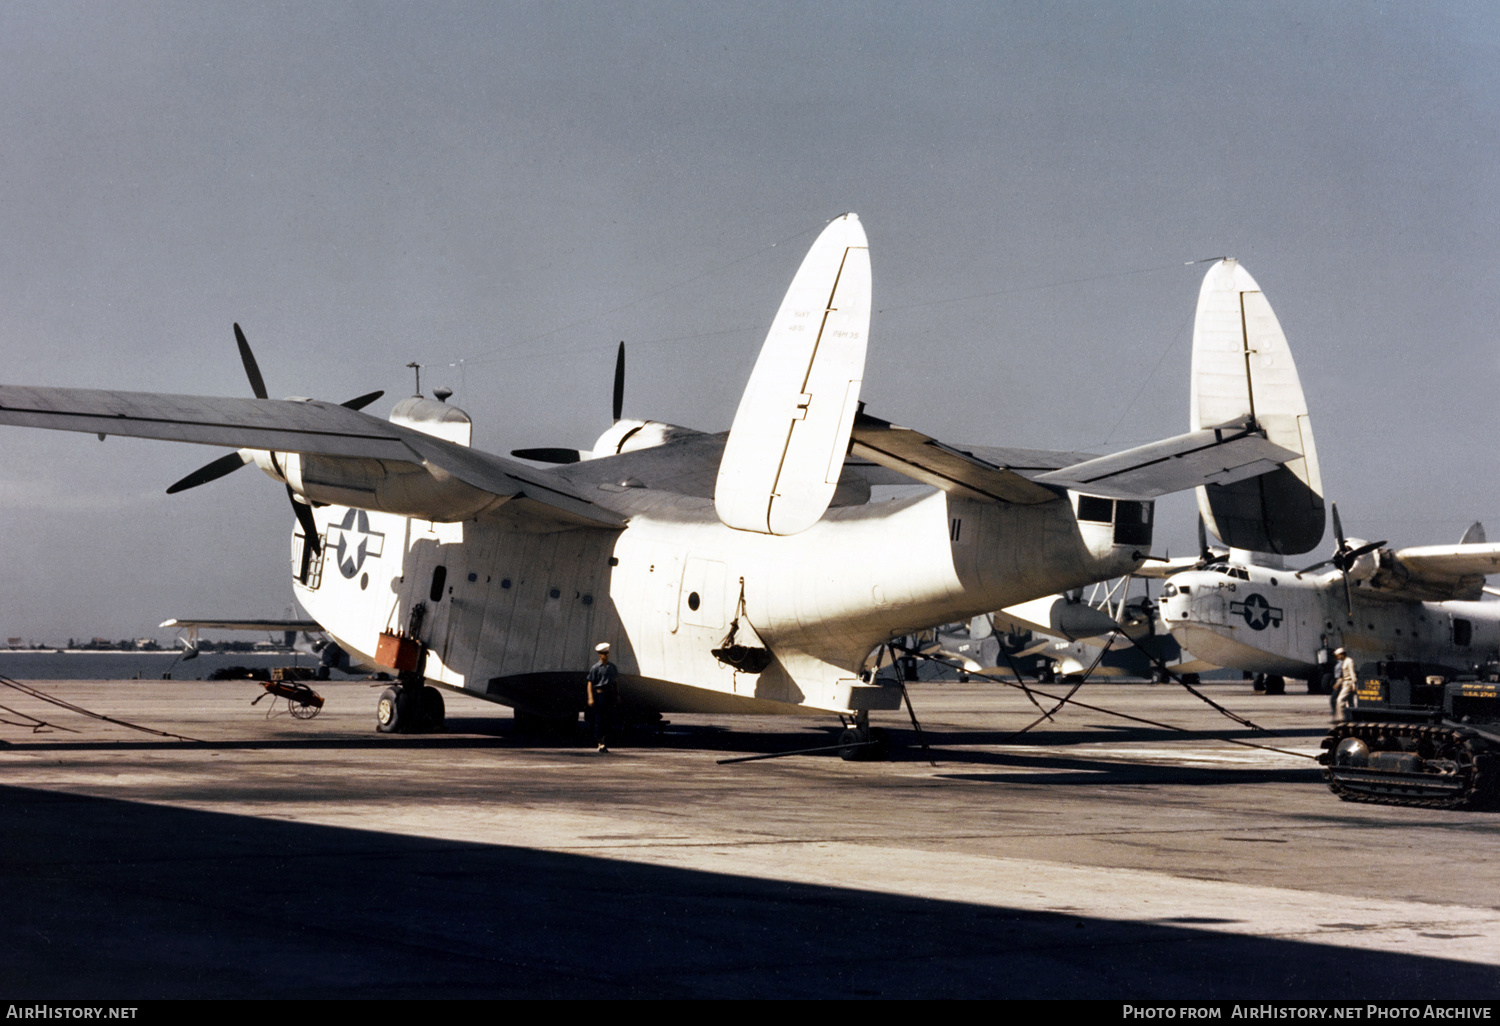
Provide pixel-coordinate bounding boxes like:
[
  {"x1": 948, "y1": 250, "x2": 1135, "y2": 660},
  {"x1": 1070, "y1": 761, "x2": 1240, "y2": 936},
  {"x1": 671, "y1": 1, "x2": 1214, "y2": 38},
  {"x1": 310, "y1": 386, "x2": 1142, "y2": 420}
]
[{"x1": 1162, "y1": 584, "x2": 1178, "y2": 598}]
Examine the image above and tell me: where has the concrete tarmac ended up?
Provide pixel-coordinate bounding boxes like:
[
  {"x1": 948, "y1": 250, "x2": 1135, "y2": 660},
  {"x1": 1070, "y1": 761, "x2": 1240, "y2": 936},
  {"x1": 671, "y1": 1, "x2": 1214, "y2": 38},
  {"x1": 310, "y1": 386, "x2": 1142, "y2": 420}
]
[{"x1": 0, "y1": 675, "x2": 1496, "y2": 999}]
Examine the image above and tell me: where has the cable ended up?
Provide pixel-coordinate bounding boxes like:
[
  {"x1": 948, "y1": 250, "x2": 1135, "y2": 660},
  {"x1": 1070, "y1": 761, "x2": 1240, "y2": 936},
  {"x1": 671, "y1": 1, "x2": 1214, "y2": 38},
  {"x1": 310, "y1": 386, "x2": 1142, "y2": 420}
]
[
  {"x1": 0, "y1": 676, "x2": 202, "y2": 742},
  {"x1": 998, "y1": 628, "x2": 1120, "y2": 742},
  {"x1": 909, "y1": 650, "x2": 1314, "y2": 761},
  {"x1": 0, "y1": 701, "x2": 78, "y2": 734}
]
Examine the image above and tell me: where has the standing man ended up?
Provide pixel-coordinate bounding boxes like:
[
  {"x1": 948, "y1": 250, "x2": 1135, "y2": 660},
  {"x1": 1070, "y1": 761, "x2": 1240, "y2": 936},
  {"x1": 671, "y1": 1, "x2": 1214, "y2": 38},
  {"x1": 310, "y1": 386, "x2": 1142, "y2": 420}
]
[
  {"x1": 1332, "y1": 646, "x2": 1358, "y2": 723},
  {"x1": 586, "y1": 642, "x2": 619, "y2": 752}
]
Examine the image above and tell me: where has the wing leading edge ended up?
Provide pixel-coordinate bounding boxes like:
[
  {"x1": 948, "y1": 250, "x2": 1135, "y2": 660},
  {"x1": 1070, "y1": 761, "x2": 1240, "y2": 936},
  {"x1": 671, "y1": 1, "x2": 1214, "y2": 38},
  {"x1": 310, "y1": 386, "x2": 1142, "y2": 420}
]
[
  {"x1": 848, "y1": 409, "x2": 1300, "y2": 505},
  {"x1": 0, "y1": 385, "x2": 623, "y2": 530}
]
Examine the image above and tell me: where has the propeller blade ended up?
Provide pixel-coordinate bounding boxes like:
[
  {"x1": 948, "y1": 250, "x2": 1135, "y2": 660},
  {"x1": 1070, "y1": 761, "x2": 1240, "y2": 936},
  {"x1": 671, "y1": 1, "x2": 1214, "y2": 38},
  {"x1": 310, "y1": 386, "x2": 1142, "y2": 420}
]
[
  {"x1": 234, "y1": 323, "x2": 269, "y2": 400},
  {"x1": 1331, "y1": 502, "x2": 1347, "y2": 551},
  {"x1": 1342, "y1": 568, "x2": 1354, "y2": 617},
  {"x1": 287, "y1": 485, "x2": 321, "y2": 555},
  {"x1": 612, "y1": 341, "x2": 625, "y2": 423},
  {"x1": 1197, "y1": 515, "x2": 1210, "y2": 564},
  {"x1": 1298, "y1": 558, "x2": 1334, "y2": 574},
  {"x1": 165, "y1": 451, "x2": 251, "y2": 494},
  {"x1": 341, "y1": 389, "x2": 385, "y2": 411},
  {"x1": 1347, "y1": 539, "x2": 1387, "y2": 561}
]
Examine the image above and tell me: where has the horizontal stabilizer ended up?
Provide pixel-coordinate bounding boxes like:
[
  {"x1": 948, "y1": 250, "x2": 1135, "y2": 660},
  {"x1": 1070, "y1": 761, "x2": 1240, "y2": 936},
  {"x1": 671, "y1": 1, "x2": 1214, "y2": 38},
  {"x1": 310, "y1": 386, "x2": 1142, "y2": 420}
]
[
  {"x1": 1033, "y1": 419, "x2": 1299, "y2": 500},
  {"x1": 847, "y1": 410, "x2": 1060, "y2": 505},
  {"x1": 0, "y1": 385, "x2": 623, "y2": 530}
]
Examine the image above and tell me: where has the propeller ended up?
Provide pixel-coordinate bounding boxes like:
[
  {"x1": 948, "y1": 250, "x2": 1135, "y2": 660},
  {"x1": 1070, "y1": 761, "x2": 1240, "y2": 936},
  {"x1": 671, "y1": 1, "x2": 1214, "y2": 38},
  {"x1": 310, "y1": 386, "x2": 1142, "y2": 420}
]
[
  {"x1": 512, "y1": 340, "x2": 626, "y2": 464},
  {"x1": 166, "y1": 324, "x2": 387, "y2": 557},
  {"x1": 1296, "y1": 503, "x2": 1386, "y2": 615}
]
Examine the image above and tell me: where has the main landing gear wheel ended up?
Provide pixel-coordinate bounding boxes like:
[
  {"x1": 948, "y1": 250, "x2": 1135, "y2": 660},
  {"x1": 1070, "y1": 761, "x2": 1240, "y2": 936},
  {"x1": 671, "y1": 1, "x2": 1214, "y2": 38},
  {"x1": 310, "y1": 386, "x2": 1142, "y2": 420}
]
[
  {"x1": 839, "y1": 725, "x2": 890, "y2": 762},
  {"x1": 420, "y1": 686, "x2": 445, "y2": 732},
  {"x1": 376, "y1": 684, "x2": 446, "y2": 733},
  {"x1": 376, "y1": 686, "x2": 406, "y2": 733}
]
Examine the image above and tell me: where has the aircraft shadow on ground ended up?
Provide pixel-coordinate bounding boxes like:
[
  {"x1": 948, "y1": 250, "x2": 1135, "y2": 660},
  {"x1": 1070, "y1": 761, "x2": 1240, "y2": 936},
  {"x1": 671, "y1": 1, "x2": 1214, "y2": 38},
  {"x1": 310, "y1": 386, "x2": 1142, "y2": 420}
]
[
  {"x1": 0, "y1": 720, "x2": 1331, "y2": 795},
  {"x1": 2, "y1": 784, "x2": 1493, "y2": 999}
]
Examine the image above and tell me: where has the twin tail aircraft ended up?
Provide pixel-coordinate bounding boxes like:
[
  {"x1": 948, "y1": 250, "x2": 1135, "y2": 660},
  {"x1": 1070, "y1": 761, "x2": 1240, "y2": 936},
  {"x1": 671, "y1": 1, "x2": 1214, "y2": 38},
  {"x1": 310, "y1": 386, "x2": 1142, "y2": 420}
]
[{"x1": 0, "y1": 217, "x2": 1322, "y2": 750}]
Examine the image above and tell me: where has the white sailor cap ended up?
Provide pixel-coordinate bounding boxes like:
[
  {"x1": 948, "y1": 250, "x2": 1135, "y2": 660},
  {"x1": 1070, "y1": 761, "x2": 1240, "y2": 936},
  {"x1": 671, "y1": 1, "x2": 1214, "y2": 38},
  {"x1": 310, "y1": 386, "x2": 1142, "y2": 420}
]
[{"x1": 595, "y1": 642, "x2": 611, "y2": 653}]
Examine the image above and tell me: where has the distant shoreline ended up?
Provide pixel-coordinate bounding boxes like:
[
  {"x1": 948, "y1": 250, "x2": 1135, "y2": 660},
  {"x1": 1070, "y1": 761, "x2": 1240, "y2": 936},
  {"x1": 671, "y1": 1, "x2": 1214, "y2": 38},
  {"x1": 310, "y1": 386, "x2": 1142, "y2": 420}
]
[{"x1": 3, "y1": 649, "x2": 298, "y2": 656}]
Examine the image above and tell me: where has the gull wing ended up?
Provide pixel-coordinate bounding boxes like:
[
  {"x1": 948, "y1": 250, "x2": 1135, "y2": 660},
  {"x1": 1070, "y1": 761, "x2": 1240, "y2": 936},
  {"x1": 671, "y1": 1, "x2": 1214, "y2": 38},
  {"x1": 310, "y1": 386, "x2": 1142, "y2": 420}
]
[
  {"x1": 0, "y1": 385, "x2": 623, "y2": 530},
  {"x1": 1376, "y1": 543, "x2": 1500, "y2": 601},
  {"x1": 1393, "y1": 543, "x2": 1500, "y2": 580}
]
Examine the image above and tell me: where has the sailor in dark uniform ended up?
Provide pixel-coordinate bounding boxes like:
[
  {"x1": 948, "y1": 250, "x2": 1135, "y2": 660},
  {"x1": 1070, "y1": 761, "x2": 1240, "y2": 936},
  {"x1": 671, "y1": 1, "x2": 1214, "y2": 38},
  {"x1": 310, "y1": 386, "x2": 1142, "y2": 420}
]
[{"x1": 585, "y1": 641, "x2": 619, "y2": 752}]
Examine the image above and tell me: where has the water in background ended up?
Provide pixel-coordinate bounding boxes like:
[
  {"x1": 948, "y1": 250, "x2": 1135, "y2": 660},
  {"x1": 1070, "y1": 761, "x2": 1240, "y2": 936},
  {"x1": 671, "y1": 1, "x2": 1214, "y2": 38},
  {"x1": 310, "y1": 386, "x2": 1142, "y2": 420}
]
[{"x1": 0, "y1": 651, "x2": 338, "y2": 681}]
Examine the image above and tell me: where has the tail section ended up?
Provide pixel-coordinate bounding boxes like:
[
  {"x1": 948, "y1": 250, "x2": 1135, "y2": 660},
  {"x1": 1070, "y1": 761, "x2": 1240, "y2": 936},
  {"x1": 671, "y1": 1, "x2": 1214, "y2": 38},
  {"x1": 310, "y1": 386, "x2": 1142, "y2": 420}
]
[
  {"x1": 715, "y1": 214, "x2": 871, "y2": 535},
  {"x1": 1191, "y1": 259, "x2": 1324, "y2": 555}
]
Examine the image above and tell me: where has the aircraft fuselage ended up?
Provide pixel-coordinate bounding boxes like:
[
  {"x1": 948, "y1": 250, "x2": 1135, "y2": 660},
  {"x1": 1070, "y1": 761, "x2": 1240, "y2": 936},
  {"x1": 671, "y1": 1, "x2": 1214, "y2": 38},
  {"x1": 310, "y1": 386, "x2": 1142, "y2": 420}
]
[
  {"x1": 1159, "y1": 566, "x2": 1500, "y2": 678},
  {"x1": 295, "y1": 487, "x2": 1146, "y2": 716}
]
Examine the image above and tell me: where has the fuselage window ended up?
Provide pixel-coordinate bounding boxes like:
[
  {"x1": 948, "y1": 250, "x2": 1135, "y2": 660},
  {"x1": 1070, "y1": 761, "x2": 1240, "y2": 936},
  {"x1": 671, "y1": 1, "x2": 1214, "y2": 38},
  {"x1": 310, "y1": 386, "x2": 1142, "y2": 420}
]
[
  {"x1": 1077, "y1": 495, "x2": 1113, "y2": 524},
  {"x1": 1454, "y1": 618, "x2": 1473, "y2": 647},
  {"x1": 1113, "y1": 499, "x2": 1154, "y2": 547},
  {"x1": 429, "y1": 565, "x2": 448, "y2": 603}
]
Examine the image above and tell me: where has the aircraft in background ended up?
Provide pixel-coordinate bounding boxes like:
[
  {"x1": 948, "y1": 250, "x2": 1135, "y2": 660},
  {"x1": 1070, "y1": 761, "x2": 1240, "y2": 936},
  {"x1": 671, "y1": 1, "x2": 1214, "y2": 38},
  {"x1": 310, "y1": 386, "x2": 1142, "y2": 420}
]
[
  {"x1": 995, "y1": 579, "x2": 1218, "y2": 681},
  {"x1": 160, "y1": 618, "x2": 352, "y2": 676},
  {"x1": 0, "y1": 220, "x2": 1320, "y2": 752},
  {"x1": 1160, "y1": 511, "x2": 1500, "y2": 693}
]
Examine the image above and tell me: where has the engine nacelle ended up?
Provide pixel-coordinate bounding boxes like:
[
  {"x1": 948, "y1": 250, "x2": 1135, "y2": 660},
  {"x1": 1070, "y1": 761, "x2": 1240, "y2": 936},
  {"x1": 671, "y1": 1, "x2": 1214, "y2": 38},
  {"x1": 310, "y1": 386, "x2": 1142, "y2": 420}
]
[
  {"x1": 1345, "y1": 540, "x2": 1380, "y2": 582},
  {"x1": 590, "y1": 419, "x2": 699, "y2": 458},
  {"x1": 253, "y1": 450, "x2": 509, "y2": 522}
]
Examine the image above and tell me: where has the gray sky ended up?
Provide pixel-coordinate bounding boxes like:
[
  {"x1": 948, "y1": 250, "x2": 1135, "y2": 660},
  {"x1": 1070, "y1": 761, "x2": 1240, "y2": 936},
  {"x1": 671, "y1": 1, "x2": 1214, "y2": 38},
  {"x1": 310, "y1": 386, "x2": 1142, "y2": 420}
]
[{"x1": 1, "y1": 1, "x2": 1497, "y2": 641}]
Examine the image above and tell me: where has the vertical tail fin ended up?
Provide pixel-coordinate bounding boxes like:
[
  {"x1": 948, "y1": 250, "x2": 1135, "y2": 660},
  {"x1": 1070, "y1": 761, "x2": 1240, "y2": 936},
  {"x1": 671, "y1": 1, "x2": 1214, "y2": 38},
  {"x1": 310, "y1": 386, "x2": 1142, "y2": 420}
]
[
  {"x1": 715, "y1": 214, "x2": 871, "y2": 535},
  {"x1": 1190, "y1": 259, "x2": 1325, "y2": 555}
]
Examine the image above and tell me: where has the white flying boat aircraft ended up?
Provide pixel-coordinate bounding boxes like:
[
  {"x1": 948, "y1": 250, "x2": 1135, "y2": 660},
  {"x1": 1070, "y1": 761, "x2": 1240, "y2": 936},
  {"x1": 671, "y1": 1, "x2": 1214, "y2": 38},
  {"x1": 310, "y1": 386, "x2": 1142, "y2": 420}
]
[
  {"x1": 0, "y1": 218, "x2": 1322, "y2": 751},
  {"x1": 1160, "y1": 514, "x2": 1500, "y2": 691}
]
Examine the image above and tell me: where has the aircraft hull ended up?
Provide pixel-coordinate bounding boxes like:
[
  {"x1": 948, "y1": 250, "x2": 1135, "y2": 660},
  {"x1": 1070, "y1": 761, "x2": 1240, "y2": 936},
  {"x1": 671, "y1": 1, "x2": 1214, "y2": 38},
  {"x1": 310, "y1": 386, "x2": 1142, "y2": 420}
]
[
  {"x1": 295, "y1": 488, "x2": 1146, "y2": 716},
  {"x1": 1162, "y1": 567, "x2": 1500, "y2": 678}
]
